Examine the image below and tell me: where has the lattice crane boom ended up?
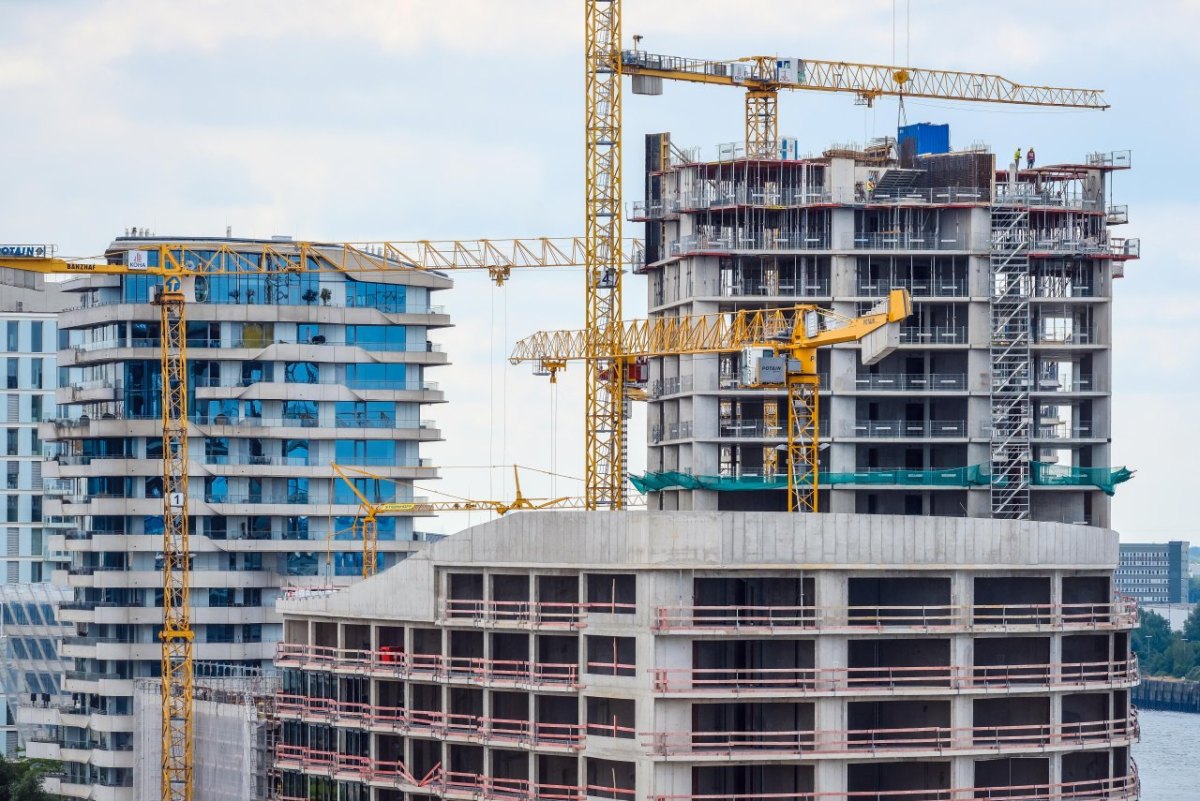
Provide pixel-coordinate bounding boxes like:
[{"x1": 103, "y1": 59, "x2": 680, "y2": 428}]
[
  {"x1": 513, "y1": 290, "x2": 912, "y2": 511},
  {"x1": 332, "y1": 462, "x2": 646, "y2": 576},
  {"x1": 622, "y1": 50, "x2": 1108, "y2": 159}
]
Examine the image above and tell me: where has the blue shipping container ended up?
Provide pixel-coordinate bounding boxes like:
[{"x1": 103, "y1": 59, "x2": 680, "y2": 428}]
[{"x1": 899, "y1": 123, "x2": 950, "y2": 156}]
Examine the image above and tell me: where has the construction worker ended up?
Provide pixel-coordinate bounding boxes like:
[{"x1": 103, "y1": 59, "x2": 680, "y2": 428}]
[
  {"x1": 864, "y1": 177, "x2": 875, "y2": 200},
  {"x1": 1026, "y1": 146, "x2": 1036, "y2": 169},
  {"x1": 1013, "y1": 147, "x2": 1022, "y2": 169}
]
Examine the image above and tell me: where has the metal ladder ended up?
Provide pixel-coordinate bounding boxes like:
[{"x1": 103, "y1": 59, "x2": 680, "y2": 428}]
[{"x1": 990, "y1": 206, "x2": 1032, "y2": 519}]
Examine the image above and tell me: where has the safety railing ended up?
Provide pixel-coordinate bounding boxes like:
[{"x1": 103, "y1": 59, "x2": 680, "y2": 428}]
[
  {"x1": 854, "y1": 373, "x2": 967, "y2": 392},
  {"x1": 857, "y1": 279, "x2": 967, "y2": 297},
  {"x1": 275, "y1": 642, "x2": 579, "y2": 688},
  {"x1": 274, "y1": 694, "x2": 584, "y2": 748},
  {"x1": 1034, "y1": 422, "x2": 1095, "y2": 440},
  {"x1": 647, "y1": 772, "x2": 1139, "y2": 801},
  {"x1": 1035, "y1": 327, "x2": 1096, "y2": 345},
  {"x1": 670, "y1": 230, "x2": 832, "y2": 256},
  {"x1": 720, "y1": 278, "x2": 831, "y2": 298},
  {"x1": 653, "y1": 598, "x2": 1135, "y2": 632},
  {"x1": 643, "y1": 713, "x2": 1136, "y2": 756},
  {"x1": 441, "y1": 598, "x2": 588, "y2": 628},
  {"x1": 850, "y1": 420, "x2": 968, "y2": 438},
  {"x1": 652, "y1": 657, "x2": 1138, "y2": 694},
  {"x1": 993, "y1": 187, "x2": 1103, "y2": 211},
  {"x1": 899, "y1": 325, "x2": 968, "y2": 344},
  {"x1": 843, "y1": 232, "x2": 990, "y2": 251}
]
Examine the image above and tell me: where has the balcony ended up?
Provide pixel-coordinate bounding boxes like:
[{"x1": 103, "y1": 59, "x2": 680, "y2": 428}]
[
  {"x1": 275, "y1": 643, "x2": 579, "y2": 689},
  {"x1": 670, "y1": 230, "x2": 831, "y2": 256},
  {"x1": 643, "y1": 713, "x2": 1136, "y2": 757},
  {"x1": 275, "y1": 694, "x2": 583, "y2": 749},
  {"x1": 651, "y1": 657, "x2": 1138, "y2": 695},
  {"x1": 653, "y1": 597, "x2": 1136, "y2": 633},
  {"x1": 440, "y1": 598, "x2": 590, "y2": 629},
  {"x1": 845, "y1": 232, "x2": 988, "y2": 251}
]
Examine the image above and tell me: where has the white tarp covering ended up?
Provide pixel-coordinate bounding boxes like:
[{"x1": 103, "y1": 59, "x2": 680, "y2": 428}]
[{"x1": 134, "y1": 679, "x2": 269, "y2": 801}]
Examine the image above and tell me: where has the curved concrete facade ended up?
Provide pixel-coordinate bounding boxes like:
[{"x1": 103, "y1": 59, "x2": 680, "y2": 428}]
[{"x1": 276, "y1": 511, "x2": 1138, "y2": 801}]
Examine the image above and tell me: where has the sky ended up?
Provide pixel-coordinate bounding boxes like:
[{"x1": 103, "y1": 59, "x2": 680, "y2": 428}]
[{"x1": 0, "y1": 0, "x2": 1194, "y2": 542}]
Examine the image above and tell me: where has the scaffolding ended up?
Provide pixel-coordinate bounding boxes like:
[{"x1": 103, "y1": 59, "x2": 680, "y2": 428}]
[{"x1": 134, "y1": 673, "x2": 279, "y2": 801}]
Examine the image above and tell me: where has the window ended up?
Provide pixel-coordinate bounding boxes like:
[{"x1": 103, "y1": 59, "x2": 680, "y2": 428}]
[
  {"x1": 5, "y1": 323, "x2": 16, "y2": 351},
  {"x1": 205, "y1": 438, "x2": 229, "y2": 464},
  {"x1": 207, "y1": 516, "x2": 227, "y2": 540},
  {"x1": 186, "y1": 322, "x2": 220, "y2": 348},
  {"x1": 6, "y1": 463, "x2": 16, "y2": 490},
  {"x1": 335, "y1": 440, "x2": 396, "y2": 466},
  {"x1": 286, "y1": 478, "x2": 309, "y2": 504},
  {"x1": 206, "y1": 624, "x2": 235, "y2": 643},
  {"x1": 345, "y1": 363, "x2": 407, "y2": 390},
  {"x1": 204, "y1": 476, "x2": 228, "y2": 503},
  {"x1": 209, "y1": 588, "x2": 233, "y2": 608},
  {"x1": 29, "y1": 322, "x2": 41, "y2": 353},
  {"x1": 241, "y1": 360, "x2": 272, "y2": 385},
  {"x1": 335, "y1": 401, "x2": 395, "y2": 428},
  {"x1": 286, "y1": 553, "x2": 318, "y2": 577},
  {"x1": 285, "y1": 517, "x2": 309, "y2": 540},
  {"x1": 346, "y1": 325, "x2": 407, "y2": 351},
  {"x1": 345, "y1": 280, "x2": 406, "y2": 313},
  {"x1": 285, "y1": 362, "x2": 319, "y2": 384},
  {"x1": 298, "y1": 324, "x2": 321, "y2": 344},
  {"x1": 282, "y1": 401, "x2": 317, "y2": 426},
  {"x1": 586, "y1": 636, "x2": 636, "y2": 677},
  {"x1": 284, "y1": 440, "x2": 310, "y2": 463},
  {"x1": 30, "y1": 395, "x2": 41, "y2": 422},
  {"x1": 243, "y1": 400, "x2": 262, "y2": 420},
  {"x1": 6, "y1": 496, "x2": 17, "y2": 522},
  {"x1": 29, "y1": 496, "x2": 39, "y2": 521},
  {"x1": 334, "y1": 478, "x2": 394, "y2": 505},
  {"x1": 29, "y1": 359, "x2": 41, "y2": 389},
  {"x1": 6, "y1": 359, "x2": 16, "y2": 389}
]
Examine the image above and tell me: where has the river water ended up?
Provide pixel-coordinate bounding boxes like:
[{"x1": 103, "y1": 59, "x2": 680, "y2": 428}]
[{"x1": 1132, "y1": 709, "x2": 1200, "y2": 800}]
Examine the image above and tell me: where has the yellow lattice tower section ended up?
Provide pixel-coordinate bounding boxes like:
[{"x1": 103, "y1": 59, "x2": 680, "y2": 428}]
[
  {"x1": 585, "y1": 0, "x2": 626, "y2": 510},
  {"x1": 157, "y1": 281, "x2": 194, "y2": 801},
  {"x1": 762, "y1": 400, "x2": 780, "y2": 480},
  {"x1": 786, "y1": 375, "x2": 820, "y2": 513}
]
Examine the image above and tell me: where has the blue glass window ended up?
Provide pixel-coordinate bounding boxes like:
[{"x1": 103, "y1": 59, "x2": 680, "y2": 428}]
[
  {"x1": 334, "y1": 477, "x2": 395, "y2": 505},
  {"x1": 286, "y1": 553, "x2": 318, "y2": 577},
  {"x1": 282, "y1": 401, "x2": 318, "y2": 426},
  {"x1": 346, "y1": 281, "x2": 405, "y2": 313},
  {"x1": 334, "y1": 401, "x2": 395, "y2": 428},
  {"x1": 285, "y1": 362, "x2": 319, "y2": 384},
  {"x1": 335, "y1": 440, "x2": 396, "y2": 466},
  {"x1": 345, "y1": 363, "x2": 407, "y2": 390},
  {"x1": 346, "y1": 325, "x2": 407, "y2": 351}
]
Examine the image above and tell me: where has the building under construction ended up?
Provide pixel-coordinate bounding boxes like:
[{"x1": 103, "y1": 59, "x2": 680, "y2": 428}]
[
  {"x1": 634, "y1": 131, "x2": 1137, "y2": 524},
  {"x1": 273, "y1": 511, "x2": 1139, "y2": 801}
]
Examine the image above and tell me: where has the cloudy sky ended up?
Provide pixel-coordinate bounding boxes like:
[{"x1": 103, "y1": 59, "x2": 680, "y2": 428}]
[{"x1": 0, "y1": 0, "x2": 1192, "y2": 541}]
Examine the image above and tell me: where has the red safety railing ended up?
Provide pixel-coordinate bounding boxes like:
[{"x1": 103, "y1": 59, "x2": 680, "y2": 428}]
[
  {"x1": 643, "y1": 714, "x2": 1137, "y2": 756},
  {"x1": 274, "y1": 692, "x2": 585, "y2": 748},
  {"x1": 653, "y1": 657, "x2": 1138, "y2": 694},
  {"x1": 655, "y1": 598, "x2": 1137, "y2": 632},
  {"x1": 649, "y1": 772, "x2": 1139, "y2": 801},
  {"x1": 442, "y1": 598, "x2": 588, "y2": 628},
  {"x1": 276, "y1": 642, "x2": 579, "y2": 688}
]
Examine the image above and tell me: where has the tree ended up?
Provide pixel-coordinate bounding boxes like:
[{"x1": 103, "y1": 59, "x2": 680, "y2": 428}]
[
  {"x1": 1185, "y1": 601, "x2": 1200, "y2": 642},
  {"x1": 1189, "y1": 575, "x2": 1200, "y2": 604},
  {"x1": 0, "y1": 754, "x2": 58, "y2": 800}
]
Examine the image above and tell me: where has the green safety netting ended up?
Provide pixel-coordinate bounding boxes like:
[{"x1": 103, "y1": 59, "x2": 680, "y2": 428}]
[
  {"x1": 1030, "y1": 462, "x2": 1134, "y2": 496},
  {"x1": 631, "y1": 463, "x2": 1134, "y2": 495}
]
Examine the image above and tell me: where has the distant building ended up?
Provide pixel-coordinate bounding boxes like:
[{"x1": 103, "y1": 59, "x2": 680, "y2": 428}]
[{"x1": 1116, "y1": 541, "x2": 1190, "y2": 604}]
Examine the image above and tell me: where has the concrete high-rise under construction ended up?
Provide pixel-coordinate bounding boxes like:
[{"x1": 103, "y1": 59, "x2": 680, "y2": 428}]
[{"x1": 634, "y1": 133, "x2": 1137, "y2": 525}]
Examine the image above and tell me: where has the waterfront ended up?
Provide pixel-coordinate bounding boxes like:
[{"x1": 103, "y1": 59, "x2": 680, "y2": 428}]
[{"x1": 1134, "y1": 709, "x2": 1200, "y2": 800}]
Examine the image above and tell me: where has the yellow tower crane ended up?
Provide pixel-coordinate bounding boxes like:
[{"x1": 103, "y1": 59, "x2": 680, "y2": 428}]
[
  {"x1": 580, "y1": 0, "x2": 1108, "y2": 506},
  {"x1": 0, "y1": 236, "x2": 637, "y2": 801},
  {"x1": 512, "y1": 288, "x2": 912, "y2": 512},
  {"x1": 331, "y1": 462, "x2": 646, "y2": 577}
]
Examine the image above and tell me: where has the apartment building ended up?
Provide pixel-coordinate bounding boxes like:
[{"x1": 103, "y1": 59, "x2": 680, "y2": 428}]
[
  {"x1": 273, "y1": 511, "x2": 1139, "y2": 801},
  {"x1": 0, "y1": 268, "x2": 71, "y2": 757},
  {"x1": 20, "y1": 234, "x2": 451, "y2": 799},
  {"x1": 635, "y1": 134, "x2": 1138, "y2": 526},
  {"x1": 1115, "y1": 541, "x2": 1190, "y2": 604}
]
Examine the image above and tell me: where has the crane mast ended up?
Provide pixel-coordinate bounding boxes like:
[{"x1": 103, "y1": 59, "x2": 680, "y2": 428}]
[
  {"x1": 585, "y1": 0, "x2": 626, "y2": 510},
  {"x1": 157, "y1": 280, "x2": 194, "y2": 801}
]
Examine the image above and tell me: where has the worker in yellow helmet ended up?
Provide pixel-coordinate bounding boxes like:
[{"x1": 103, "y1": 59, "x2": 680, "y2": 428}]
[{"x1": 1014, "y1": 147, "x2": 1022, "y2": 168}]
